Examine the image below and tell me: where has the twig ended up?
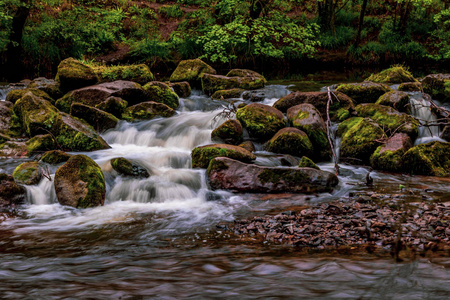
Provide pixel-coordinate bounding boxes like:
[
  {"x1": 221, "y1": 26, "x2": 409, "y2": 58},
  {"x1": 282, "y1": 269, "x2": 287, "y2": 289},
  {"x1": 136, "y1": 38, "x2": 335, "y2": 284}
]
[
  {"x1": 41, "y1": 165, "x2": 52, "y2": 181},
  {"x1": 327, "y1": 87, "x2": 339, "y2": 176}
]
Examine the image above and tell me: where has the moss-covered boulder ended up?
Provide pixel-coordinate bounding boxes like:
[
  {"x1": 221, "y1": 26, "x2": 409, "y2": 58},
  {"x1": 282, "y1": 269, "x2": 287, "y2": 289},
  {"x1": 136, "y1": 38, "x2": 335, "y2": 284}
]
[
  {"x1": 110, "y1": 157, "x2": 150, "y2": 178},
  {"x1": 13, "y1": 161, "x2": 42, "y2": 185},
  {"x1": 202, "y1": 74, "x2": 266, "y2": 96},
  {"x1": 366, "y1": 66, "x2": 417, "y2": 84},
  {"x1": 211, "y1": 119, "x2": 243, "y2": 145},
  {"x1": 211, "y1": 88, "x2": 245, "y2": 100},
  {"x1": 298, "y1": 156, "x2": 320, "y2": 170},
  {"x1": 143, "y1": 81, "x2": 179, "y2": 109},
  {"x1": 238, "y1": 141, "x2": 256, "y2": 153},
  {"x1": 375, "y1": 91, "x2": 410, "y2": 113},
  {"x1": 169, "y1": 58, "x2": 216, "y2": 88},
  {"x1": 56, "y1": 80, "x2": 147, "y2": 113},
  {"x1": 13, "y1": 92, "x2": 62, "y2": 137},
  {"x1": 370, "y1": 133, "x2": 412, "y2": 173},
  {"x1": 207, "y1": 157, "x2": 338, "y2": 193},
  {"x1": 0, "y1": 101, "x2": 14, "y2": 138},
  {"x1": 55, "y1": 113, "x2": 110, "y2": 151},
  {"x1": 169, "y1": 81, "x2": 191, "y2": 98},
  {"x1": 226, "y1": 69, "x2": 266, "y2": 81},
  {"x1": 6, "y1": 88, "x2": 54, "y2": 104},
  {"x1": 28, "y1": 77, "x2": 63, "y2": 100},
  {"x1": 441, "y1": 125, "x2": 450, "y2": 142},
  {"x1": 70, "y1": 103, "x2": 118, "y2": 132},
  {"x1": 422, "y1": 74, "x2": 450, "y2": 102},
  {"x1": 191, "y1": 143, "x2": 256, "y2": 168},
  {"x1": 55, "y1": 58, "x2": 98, "y2": 92},
  {"x1": 402, "y1": 141, "x2": 450, "y2": 176},
  {"x1": 337, "y1": 117, "x2": 384, "y2": 164},
  {"x1": 0, "y1": 173, "x2": 26, "y2": 208},
  {"x1": 236, "y1": 103, "x2": 286, "y2": 140},
  {"x1": 287, "y1": 103, "x2": 330, "y2": 160},
  {"x1": 398, "y1": 82, "x2": 422, "y2": 92},
  {"x1": 122, "y1": 101, "x2": 175, "y2": 121},
  {"x1": 40, "y1": 150, "x2": 72, "y2": 165},
  {"x1": 273, "y1": 91, "x2": 355, "y2": 122},
  {"x1": 26, "y1": 134, "x2": 56, "y2": 155},
  {"x1": 336, "y1": 82, "x2": 392, "y2": 104},
  {"x1": 355, "y1": 103, "x2": 419, "y2": 139},
  {"x1": 95, "y1": 96, "x2": 128, "y2": 118},
  {"x1": 94, "y1": 64, "x2": 154, "y2": 85},
  {"x1": 54, "y1": 154, "x2": 105, "y2": 208},
  {"x1": 265, "y1": 127, "x2": 313, "y2": 157}
]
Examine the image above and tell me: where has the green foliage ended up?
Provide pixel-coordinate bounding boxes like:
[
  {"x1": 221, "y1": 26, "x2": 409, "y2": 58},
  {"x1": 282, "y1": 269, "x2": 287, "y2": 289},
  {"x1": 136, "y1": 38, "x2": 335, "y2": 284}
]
[
  {"x1": 431, "y1": 8, "x2": 450, "y2": 59},
  {"x1": 319, "y1": 26, "x2": 356, "y2": 49},
  {"x1": 130, "y1": 39, "x2": 171, "y2": 64},
  {"x1": 158, "y1": 4, "x2": 183, "y2": 19}
]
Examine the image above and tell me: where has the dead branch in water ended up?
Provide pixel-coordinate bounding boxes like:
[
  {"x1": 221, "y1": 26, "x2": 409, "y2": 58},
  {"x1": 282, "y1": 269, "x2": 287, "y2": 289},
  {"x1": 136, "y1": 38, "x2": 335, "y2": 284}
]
[
  {"x1": 327, "y1": 87, "x2": 340, "y2": 176},
  {"x1": 41, "y1": 165, "x2": 52, "y2": 181}
]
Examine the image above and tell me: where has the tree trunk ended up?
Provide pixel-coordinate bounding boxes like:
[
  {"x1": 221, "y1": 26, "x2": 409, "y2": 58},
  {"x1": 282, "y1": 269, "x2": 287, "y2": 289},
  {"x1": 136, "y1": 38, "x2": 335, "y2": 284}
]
[
  {"x1": 318, "y1": 0, "x2": 337, "y2": 33},
  {"x1": 354, "y1": 0, "x2": 369, "y2": 47},
  {"x1": 398, "y1": 0, "x2": 412, "y2": 35}
]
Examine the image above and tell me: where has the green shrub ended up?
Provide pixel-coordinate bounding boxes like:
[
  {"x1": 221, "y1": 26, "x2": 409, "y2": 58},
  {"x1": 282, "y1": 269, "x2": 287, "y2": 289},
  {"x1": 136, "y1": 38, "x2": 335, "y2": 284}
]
[
  {"x1": 319, "y1": 26, "x2": 356, "y2": 49},
  {"x1": 130, "y1": 39, "x2": 171, "y2": 64},
  {"x1": 158, "y1": 5, "x2": 183, "y2": 19}
]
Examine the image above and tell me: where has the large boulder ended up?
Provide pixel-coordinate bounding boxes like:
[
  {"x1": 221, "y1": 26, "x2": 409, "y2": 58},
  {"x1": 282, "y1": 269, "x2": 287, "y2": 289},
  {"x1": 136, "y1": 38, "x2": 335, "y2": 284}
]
[
  {"x1": 6, "y1": 88, "x2": 54, "y2": 104},
  {"x1": 94, "y1": 64, "x2": 154, "y2": 85},
  {"x1": 54, "y1": 154, "x2": 105, "y2": 208},
  {"x1": 298, "y1": 156, "x2": 320, "y2": 170},
  {"x1": 287, "y1": 103, "x2": 330, "y2": 160},
  {"x1": 211, "y1": 119, "x2": 243, "y2": 145},
  {"x1": 422, "y1": 74, "x2": 450, "y2": 102},
  {"x1": 26, "y1": 134, "x2": 56, "y2": 155},
  {"x1": 70, "y1": 103, "x2": 119, "y2": 132},
  {"x1": 169, "y1": 58, "x2": 216, "y2": 87},
  {"x1": 207, "y1": 157, "x2": 338, "y2": 193},
  {"x1": 110, "y1": 157, "x2": 150, "y2": 178},
  {"x1": 122, "y1": 101, "x2": 175, "y2": 121},
  {"x1": 191, "y1": 143, "x2": 256, "y2": 168},
  {"x1": 375, "y1": 91, "x2": 410, "y2": 113},
  {"x1": 40, "y1": 150, "x2": 72, "y2": 165},
  {"x1": 398, "y1": 82, "x2": 422, "y2": 92},
  {"x1": 211, "y1": 88, "x2": 245, "y2": 100},
  {"x1": 56, "y1": 80, "x2": 147, "y2": 113},
  {"x1": 0, "y1": 173, "x2": 26, "y2": 208},
  {"x1": 226, "y1": 69, "x2": 266, "y2": 80},
  {"x1": 201, "y1": 74, "x2": 266, "y2": 96},
  {"x1": 28, "y1": 77, "x2": 63, "y2": 100},
  {"x1": 365, "y1": 66, "x2": 417, "y2": 84},
  {"x1": 265, "y1": 127, "x2": 313, "y2": 157},
  {"x1": 55, "y1": 58, "x2": 98, "y2": 92},
  {"x1": 370, "y1": 133, "x2": 412, "y2": 173},
  {"x1": 402, "y1": 141, "x2": 450, "y2": 176},
  {"x1": 236, "y1": 103, "x2": 286, "y2": 140},
  {"x1": 169, "y1": 81, "x2": 191, "y2": 98},
  {"x1": 273, "y1": 91, "x2": 354, "y2": 122},
  {"x1": 355, "y1": 103, "x2": 419, "y2": 139},
  {"x1": 337, "y1": 117, "x2": 384, "y2": 164},
  {"x1": 142, "y1": 81, "x2": 179, "y2": 109},
  {"x1": 12, "y1": 161, "x2": 42, "y2": 185},
  {"x1": 95, "y1": 96, "x2": 128, "y2": 118},
  {"x1": 336, "y1": 82, "x2": 392, "y2": 104}
]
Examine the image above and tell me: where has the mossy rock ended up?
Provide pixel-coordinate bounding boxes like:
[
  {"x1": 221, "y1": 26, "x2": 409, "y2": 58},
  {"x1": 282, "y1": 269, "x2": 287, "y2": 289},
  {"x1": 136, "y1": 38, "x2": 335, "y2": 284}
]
[
  {"x1": 398, "y1": 82, "x2": 422, "y2": 92},
  {"x1": 402, "y1": 141, "x2": 450, "y2": 176},
  {"x1": 55, "y1": 58, "x2": 98, "y2": 92},
  {"x1": 28, "y1": 77, "x2": 63, "y2": 100},
  {"x1": 0, "y1": 173, "x2": 26, "y2": 208},
  {"x1": 6, "y1": 88, "x2": 54, "y2": 104},
  {"x1": 337, "y1": 117, "x2": 384, "y2": 165},
  {"x1": 201, "y1": 74, "x2": 266, "y2": 96},
  {"x1": 273, "y1": 91, "x2": 355, "y2": 122},
  {"x1": 366, "y1": 66, "x2": 417, "y2": 84},
  {"x1": 191, "y1": 143, "x2": 256, "y2": 168},
  {"x1": 110, "y1": 157, "x2": 150, "y2": 178},
  {"x1": 226, "y1": 69, "x2": 266, "y2": 82},
  {"x1": 265, "y1": 127, "x2": 313, "y2": 157},
  {"x1": 70, "y1": 103, "x2": 119, "y2": 133},
  {"x1": 370, "y1": 133, "x2": 412, "y2": 173},
  {"x1": 13, "y1": 161, "x2": 42, "y2": 185},
  {"x1": 94, "y1": 64, "x2": 154, "y2": 85},
  {"x1": 298, "y1": 156, "x2": 320, "y2": 170},
  {"x1": 170, "y1": 59, "x2": 216, "y2": 88},
  {"x1": 422, "y1": 74, "x2": 450, "y2": 102},
  {"x1": 122, "y1": 101, "x2": 175, "y2": 121},
  {"x1": 169, "y1": 81, "x2": 191, "y2": 98},
  {"x1": 441, "y1": 125, "x2": 450, "y2": 142},
  {"x1": 211, "y1": 88, "x2": 245, "y2": 100},
  {"x1": 55, "y1": 112, "x2": 110, "y2": 151},
  {"x1": 54, "y1": 154, "x2": 105, "y2": 208},
  {"x1": 287, "y1": 103, "x2": 330, "y2": 161},
  {"x1": 40, "y1": 150, "x2": 72, "y2": 165},
  {"x1": 95, "y1": 96, "x2": 128, "y2": 118},
  {"x1": 236, "y1": 103, "x2": 286, "y2": 140},
  {"x1": 375, "y1": 91, "x2": 410, "y2": 113},
  {"x1": 13, "y1": 92, "x2": 62, "y2": 137},
  {"x1": 355, "y1": 103, "x2": 419, "y2": 139},
  {"x1": 238, "y1": 141, "x2": 256, "y2": 153},
  {"x1": 336, "y1": 82, "x2": 392, "y2": 104},
  {"x1": 142, "y1": 81, "x2": 179, "y2": 109},
  {"x1": 26, "y1": 134, "x2": 56, "y2": 155},
  {"x1": 0, "y1": 101, "x2": 14, "y2": 138},
  {"x1": 211, "y1": 119, "x2": 243, "y2": 145}
]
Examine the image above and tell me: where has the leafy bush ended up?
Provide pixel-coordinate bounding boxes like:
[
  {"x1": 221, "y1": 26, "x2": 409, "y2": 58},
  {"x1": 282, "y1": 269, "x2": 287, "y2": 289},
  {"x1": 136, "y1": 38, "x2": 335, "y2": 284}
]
[
  {"x1": 130, "y1": 39, "x2": 171, "y2": 64},
  {"x1": 318, "y1": 26, "x2": 356, "y2": 49},
  {"x1": 431, "y1": 8, "x2": 450, "y2": 59},
  {"x1": 158, "y1": 5, "x2": 183, "y2": 19}
]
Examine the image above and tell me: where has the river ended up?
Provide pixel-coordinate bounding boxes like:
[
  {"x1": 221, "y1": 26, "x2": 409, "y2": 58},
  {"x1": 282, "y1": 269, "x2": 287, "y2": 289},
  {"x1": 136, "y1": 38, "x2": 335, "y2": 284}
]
[{"x1": 0, "y1": 83, "x2": 449, "y2": 299}]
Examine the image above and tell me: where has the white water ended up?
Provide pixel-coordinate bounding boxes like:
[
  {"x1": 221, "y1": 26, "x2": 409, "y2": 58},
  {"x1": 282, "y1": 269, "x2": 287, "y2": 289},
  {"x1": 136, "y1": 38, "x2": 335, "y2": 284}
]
[{"x1": 0, "y1": 84, "x2": 9, "y2": 101}]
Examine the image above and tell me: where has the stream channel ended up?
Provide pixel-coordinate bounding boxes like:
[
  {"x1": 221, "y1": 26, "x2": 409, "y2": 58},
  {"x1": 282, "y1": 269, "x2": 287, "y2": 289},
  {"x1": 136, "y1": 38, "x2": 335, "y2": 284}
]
[{"x1": 0, "y1": 83, "x2": 449, "y2": 299}]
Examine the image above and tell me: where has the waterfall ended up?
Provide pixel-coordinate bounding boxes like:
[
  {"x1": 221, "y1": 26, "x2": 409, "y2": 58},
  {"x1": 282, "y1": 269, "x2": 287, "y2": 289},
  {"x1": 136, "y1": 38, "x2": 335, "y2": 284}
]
[{"x1": 0, "y1": 85, "x2": 10, "y2": 101}]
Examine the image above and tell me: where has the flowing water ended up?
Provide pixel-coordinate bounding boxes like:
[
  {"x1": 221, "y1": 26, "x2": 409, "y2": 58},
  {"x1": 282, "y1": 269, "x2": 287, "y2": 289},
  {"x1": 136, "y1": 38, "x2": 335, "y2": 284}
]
[{"x1": 0, "y1": 84, "x2": 449, "y2": 299}]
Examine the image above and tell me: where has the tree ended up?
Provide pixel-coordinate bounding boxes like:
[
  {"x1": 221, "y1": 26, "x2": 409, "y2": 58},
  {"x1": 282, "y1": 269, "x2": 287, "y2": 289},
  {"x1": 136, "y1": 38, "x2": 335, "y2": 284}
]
[{"x1": 354, "y1": 0, "x2": 369, "y2": 47}]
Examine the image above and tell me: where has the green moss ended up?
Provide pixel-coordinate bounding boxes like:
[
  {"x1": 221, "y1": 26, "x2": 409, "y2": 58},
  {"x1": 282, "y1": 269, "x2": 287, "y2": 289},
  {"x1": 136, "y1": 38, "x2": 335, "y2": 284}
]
[
  {"x1": 143, "y1": 82, "x2": 179, "y2": 109},
  {"x1": 336, "y1": 108, "x2": 350, "y2": 122},
  {"x1": 211, "y1": 88, "x2": 245, "y2": 100},
  {"x1": 55, "y1": 58, "x2": 98, "y2": 92},
  {"x1": 110, "y1": 157, "x2": 134, "y2": 175},
  {"x1": 6, "y1": 88, "x2": 54, "y2": 104},
  {"x1": 12, "y1": 161, "x2": 41, "y2": 185},
  {"x1": 366, "y1": 66, "x2": 417, "y2": 84},
  {"x1": 202, "y1": 74, "x2": 266, "y2": 95},
  {"x1": 40, "y1": 150, "x2": 71, "y2": 165},
  {"x1": 94, "y1": 64, "x2": 154, "y2": 85},
  {"x1": 236, "y1": 104, "x2": 285, "y2": 140},
  {"x1": 370, "y1": 146, "x2": 405, "y2": 173},
  {"x1": 265, "y1": 128, "x2": 313, "y2": 156},
  {"x1": 402, "y1": 141, "x2": 450, "y2": 176},
  {"x1": 95, "y1": 97, "x2": 128, "y2": 118},
  {"x1": 211, "y1": 120, "x2": 243, "y2": 145},
  {"x1": 375, "y1": 91, "x2": 410, "y2": 112},
  {"x1": 206, "y1": 157, "x2": 229, "y2": 176},
  {"x1": 26, "y1": 134, "x2": 56, "y2": 155},
  {"x1": 55, "y1": 93, "x2": 76, "y2": 113},
  {"x1": 422, "y1": 74, "x2": 450, "y2": 101},
  {"x1": 170, "y1": 59, "x2": 216, "y2": 87},
  {"x1": 191, "y1": 144, "x2": 256, "y2": 168},
  {"x1": 298, "y1": 156, "x2": 320, "y2": 170},
  {"x1": 336, "y1": 82, "x2": 392, "y2": 104},
  {"x1": 122, "y1": 102, "x2": 175, "y2": 121},
  {"x1": 258, "y1": 168, "x2": 308, "y2": 185}
]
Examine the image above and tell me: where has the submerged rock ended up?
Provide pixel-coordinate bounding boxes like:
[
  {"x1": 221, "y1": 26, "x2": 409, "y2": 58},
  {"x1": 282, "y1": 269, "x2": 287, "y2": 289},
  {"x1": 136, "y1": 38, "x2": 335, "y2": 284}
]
[
  {"x1": 265, "y1": 127, "x2": 313, "y2": 157},
  {"x1": 211, "y1": 119, "x2": 243, "y2": 145},
  {"x1": 211, "y1": 88, "x2": 245, "y2": 100},
  {"x1": 422, "y1": 74, "x2": 450, "y2": 102},
  {"x1": 12, "y1": 161, "x2": 42, "y2": 185},
  {"x1": 298, "y1": 156, "x2": 320, "y2": 170},
  {"x1": 110, "y1": 157, "x2": 150, "y2": 178},
  {"x1": 122, "y1": 101, "x2": 175, "y2": 121},
  {"x1": 169, "y1": 58, "x2": 216, "y2": 88},
  {"x1": 207, "y1": 157, "x2": 338, "y2": 193},
  {"x1": 201, "y1": 74, "x2": 266, "y2": 96},
  {"x1": 402, "y1": 141, "x2": 450, "y2": 176},
  {"x1": 54, "y1": 154, "x2": 105, "y2": 208},
  {"x1": 70, "y1": 103, "x2": 119, "y2": 132},
  {"x1": 143, "y1": 81, "x2": 179, "y2": 109},
  {"x1": 55, "y1": 58, "x2": 98, "y2": 92},
  {"x1": 40, "y1": 150, "x2": 72, "y2": 165},
  {"x1": 236, "y1": 103, "x2": 286, "y2": 140},
  {"x1": 370, "y1": 133, "x2": 412, "y2": 173},
  {"x1": 366, "y1": 66, "x2": 417, "y2": 84},
  {"x1": 336, "y1": 82, "x2": 392, "y2": 104},
  {"x1": 0, "y1": 173, "x2": 26, "y2": 208},
  {"x1": 191, "y1": 143, "x2": 256, "y2": 168}
]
